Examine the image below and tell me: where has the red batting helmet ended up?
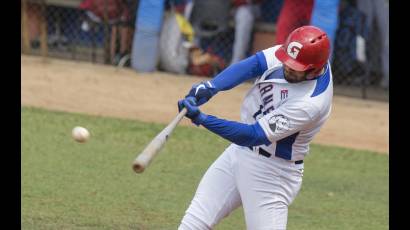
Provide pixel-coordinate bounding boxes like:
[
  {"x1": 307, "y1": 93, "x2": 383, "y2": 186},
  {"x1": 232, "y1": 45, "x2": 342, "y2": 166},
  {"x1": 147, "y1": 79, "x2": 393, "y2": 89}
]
[{"x1": 275, "y1": 25, "x2": 330, "y2": 73}]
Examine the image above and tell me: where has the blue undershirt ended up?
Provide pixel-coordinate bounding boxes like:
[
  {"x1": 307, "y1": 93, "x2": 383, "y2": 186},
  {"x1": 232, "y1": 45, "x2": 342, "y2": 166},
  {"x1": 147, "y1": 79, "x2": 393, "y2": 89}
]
[
  {"x1": 197, "y1": 115, "x2": 271, "y2": 147},
  {"x1": 192, "y1": 53, "x2": 271, "y2": 147},
  {"x1": 209, "y1": 52, "x2": 267, "y2": 91}
]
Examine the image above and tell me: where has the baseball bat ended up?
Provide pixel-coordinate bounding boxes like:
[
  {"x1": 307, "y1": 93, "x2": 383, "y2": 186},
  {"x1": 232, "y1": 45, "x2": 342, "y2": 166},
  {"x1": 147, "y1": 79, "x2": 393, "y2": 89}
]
[{"x1": 132, "y1": 108, "x2": 187, "y2": 173}]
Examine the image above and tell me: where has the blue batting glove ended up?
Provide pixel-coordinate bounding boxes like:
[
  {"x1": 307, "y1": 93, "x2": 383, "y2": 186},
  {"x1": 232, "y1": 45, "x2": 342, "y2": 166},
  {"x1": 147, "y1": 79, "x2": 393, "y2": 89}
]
[
  {"x1": 177, "y1": 97, "x2": 207, "y2": 126},
  {"x1": 186, "y1": 81, "x2": 218, "y2": 106},
  {"x1": 177, "y1": 96, "x2": 195, "y2": 113}
]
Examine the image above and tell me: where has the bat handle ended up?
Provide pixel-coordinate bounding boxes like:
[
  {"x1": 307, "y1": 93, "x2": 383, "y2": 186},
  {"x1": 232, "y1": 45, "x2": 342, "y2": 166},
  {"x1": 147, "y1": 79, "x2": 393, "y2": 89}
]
[
  {"x1": 175, "y1": 107, "x2": 188, "y2": 121},
  {"x1": 132, "y1": 108, "x2": 187, "y2": 173}
]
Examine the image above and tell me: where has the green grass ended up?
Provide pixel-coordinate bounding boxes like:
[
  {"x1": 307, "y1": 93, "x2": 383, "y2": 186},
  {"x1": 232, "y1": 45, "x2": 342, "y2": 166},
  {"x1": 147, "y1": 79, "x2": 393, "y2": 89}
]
[{"x1": 22, "y1": 107, "x2": 388, "y2": 230}]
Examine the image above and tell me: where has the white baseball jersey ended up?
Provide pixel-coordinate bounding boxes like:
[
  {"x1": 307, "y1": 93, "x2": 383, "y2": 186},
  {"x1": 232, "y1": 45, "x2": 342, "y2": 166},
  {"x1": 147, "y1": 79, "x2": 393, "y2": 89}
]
[
  {"x1": 179, "y1": 45, "x2": 333, "y2": 230},
  {"x1": 241, "y1": 45, "x2": 333, "y2": 161}
]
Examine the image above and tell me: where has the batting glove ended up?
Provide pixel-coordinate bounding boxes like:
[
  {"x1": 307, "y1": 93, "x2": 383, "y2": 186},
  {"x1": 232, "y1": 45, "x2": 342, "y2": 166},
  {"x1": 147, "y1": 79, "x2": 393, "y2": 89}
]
[
  {"x1": 178, "y1": 97, "x2": 207, "y2": 126},
  {"x1": 186, "y1": 81, "x2": 218, "y2": 106}
]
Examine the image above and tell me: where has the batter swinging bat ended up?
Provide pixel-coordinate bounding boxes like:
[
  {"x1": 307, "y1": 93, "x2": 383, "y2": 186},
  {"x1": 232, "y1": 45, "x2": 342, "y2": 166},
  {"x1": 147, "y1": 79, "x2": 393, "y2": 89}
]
[{"x1": 132, "y1": 108, "x2": 187, "y2": 173}]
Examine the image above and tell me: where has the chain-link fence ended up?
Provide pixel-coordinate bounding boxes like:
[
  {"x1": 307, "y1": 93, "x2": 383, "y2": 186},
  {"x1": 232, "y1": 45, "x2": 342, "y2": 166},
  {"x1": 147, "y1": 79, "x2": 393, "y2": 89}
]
[
  {"x1": 21, "y1": 0, "x2": 138, "y2": 65},
  {"x1": 21, "y1": 0, "x2": 389, "y2": 100}
]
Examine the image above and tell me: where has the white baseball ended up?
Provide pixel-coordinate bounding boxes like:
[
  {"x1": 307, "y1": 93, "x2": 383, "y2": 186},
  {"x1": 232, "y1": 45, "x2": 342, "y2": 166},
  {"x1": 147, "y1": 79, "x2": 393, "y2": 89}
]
[{"x1": 72, "y1": 126, "x2": 90, "y2": 143}]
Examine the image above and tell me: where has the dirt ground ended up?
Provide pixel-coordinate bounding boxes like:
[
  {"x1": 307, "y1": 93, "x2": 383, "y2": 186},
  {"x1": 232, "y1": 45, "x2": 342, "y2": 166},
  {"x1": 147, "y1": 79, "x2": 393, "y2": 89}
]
[{"x1": 21, "y1": 55, "x2": 389, "y2": 154}]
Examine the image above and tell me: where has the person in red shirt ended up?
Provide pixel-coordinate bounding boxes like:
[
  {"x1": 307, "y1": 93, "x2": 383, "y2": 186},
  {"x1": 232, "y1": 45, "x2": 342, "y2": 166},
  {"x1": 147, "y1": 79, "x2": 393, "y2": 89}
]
[
  {"x1": 79, "y1": 0, "x2": 138, "y2": 65},
  {"x1": 275, "y1": 0, "x2": 314, "y2": 44}
]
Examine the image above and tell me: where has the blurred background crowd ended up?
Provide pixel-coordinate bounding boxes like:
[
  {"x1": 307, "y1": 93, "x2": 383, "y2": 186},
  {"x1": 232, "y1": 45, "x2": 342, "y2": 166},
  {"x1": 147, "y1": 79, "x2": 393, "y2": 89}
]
[{"x1": 21, "y1": 0, "x2": 389, "y2": 100}]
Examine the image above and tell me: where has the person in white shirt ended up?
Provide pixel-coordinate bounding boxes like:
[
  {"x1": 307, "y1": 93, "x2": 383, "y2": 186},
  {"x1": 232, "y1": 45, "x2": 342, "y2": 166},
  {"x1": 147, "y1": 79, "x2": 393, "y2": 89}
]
[{"x1": 178, "y1": 25, "x2": 333, "y2": 230}]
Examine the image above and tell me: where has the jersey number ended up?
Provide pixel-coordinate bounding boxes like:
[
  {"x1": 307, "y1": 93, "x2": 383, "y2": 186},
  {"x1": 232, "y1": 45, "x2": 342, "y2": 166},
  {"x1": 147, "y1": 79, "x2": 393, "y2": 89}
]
[{"x1": 252, "y1": 105, "x2": 275, "y2": 120}]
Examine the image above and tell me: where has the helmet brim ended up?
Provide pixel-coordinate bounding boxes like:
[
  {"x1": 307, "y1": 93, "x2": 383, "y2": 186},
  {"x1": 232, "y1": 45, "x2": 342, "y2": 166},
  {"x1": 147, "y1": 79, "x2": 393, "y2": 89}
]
[{"x1": 275, "y1": 47, "x2": 310, "y2": 72}]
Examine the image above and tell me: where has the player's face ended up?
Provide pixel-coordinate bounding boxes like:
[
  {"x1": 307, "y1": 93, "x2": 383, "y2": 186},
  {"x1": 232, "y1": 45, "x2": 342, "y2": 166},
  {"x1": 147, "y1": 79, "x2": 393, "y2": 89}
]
[{"x1": 283, "y1": 65, "x2": 309, "y2": 83}]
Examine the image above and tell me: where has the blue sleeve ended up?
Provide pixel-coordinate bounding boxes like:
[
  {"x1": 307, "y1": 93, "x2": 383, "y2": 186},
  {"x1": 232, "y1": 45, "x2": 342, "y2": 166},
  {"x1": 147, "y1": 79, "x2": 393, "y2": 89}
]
[
  {"x1": 210, "y1": 52, "x2": 268, "y2": 91},
  {"x1": 200, "y1": 115, "x2": 271, "y2": 147}
]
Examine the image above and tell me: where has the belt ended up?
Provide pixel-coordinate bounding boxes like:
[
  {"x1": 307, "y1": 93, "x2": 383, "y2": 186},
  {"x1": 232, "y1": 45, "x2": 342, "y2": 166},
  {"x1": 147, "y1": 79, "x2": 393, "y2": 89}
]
[{"x1": 248, "y1": 146, "x2": 303, "y2": 164}]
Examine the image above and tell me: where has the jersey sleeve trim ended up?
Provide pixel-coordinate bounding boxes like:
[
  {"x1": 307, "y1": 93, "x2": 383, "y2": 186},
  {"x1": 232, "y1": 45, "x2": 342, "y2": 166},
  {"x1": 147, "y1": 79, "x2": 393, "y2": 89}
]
[
  {"x1": 255, "y1": 51, "x2": 268, "y2": 73},
  {"x1": 311, "y1": 63, "x2": 331, "y2": 97}
]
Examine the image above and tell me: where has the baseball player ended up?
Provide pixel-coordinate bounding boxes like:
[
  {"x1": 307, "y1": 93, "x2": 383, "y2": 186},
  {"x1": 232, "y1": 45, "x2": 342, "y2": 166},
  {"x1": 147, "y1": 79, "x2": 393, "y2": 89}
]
[{"x1": 177, "y1": 25, "x2": 333, "y2": 230}]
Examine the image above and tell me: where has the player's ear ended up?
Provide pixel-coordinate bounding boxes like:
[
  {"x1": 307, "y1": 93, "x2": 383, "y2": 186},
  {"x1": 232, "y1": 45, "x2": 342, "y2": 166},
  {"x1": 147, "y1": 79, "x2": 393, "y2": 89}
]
[
  {"x1": 305, "y1": 68, "x2": 320, "y2": 80},
  {"x1": 306, "y1": 75, "x2": 316, "y2": 80}
]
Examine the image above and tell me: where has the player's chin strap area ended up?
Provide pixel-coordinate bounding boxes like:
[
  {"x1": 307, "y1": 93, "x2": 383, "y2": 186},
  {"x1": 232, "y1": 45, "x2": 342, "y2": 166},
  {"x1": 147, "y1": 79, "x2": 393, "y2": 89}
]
[{"x1": 247, "y1": 146, "x2": 303, "y2": 164}]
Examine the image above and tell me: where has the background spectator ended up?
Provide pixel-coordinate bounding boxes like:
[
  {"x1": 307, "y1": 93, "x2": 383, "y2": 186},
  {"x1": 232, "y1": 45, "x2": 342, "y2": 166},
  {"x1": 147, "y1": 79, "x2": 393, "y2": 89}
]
[
  {"x1": 275, "y1": 0, "x2": 314, "y2": 44},
  {"x1": 158, "y1": 6, "x2": 226, "y2": 76},
  {"x1": 230, "y1": 0, "x2": 263, "y2": 65},
  {"x1": 189, "y1": 0, "x2": 231, "y2": 44},
  {"x1": 332, "y1": 0, "x2": 368, "y2": 84},
  {"x1": 187, "y1": 0, "x2": 263, "y2": 74},
  {"x1": 184, "y1": 0, "x2": 232, "y2": 76},
  {"x1": 79, "y1": 0, "x2": 137, "y2": 65},
  {"x1": 310, "y1": 0, "x2": 341, "y2": 58},
  {"x1": 357, "y1": 0, "x2": 389, "y2": 89},
  {"x1": 158, "y1": 7, "x2": 192, "y2": 74}
]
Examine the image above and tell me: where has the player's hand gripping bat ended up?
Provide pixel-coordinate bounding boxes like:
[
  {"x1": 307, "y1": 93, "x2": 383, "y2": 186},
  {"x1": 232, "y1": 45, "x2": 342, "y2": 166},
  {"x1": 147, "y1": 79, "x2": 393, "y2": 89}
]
[{"x1": 132, "y1": 108, "x2": 187, "y2": 173}]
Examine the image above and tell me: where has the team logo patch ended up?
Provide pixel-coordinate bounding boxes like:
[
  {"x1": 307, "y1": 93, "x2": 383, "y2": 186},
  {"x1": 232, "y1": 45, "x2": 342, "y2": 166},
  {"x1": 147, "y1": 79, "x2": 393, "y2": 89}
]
[
  {"x1": 287, "y1": 42, "x2": 303, "y2": 59},
  {"x1": 268, "y1": 114, "x2": 290, "y2": 132}
]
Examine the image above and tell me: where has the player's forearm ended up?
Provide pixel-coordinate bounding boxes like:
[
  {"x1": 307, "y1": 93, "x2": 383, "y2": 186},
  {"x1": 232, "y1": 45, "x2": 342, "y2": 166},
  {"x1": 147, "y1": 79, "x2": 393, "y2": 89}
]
[
  {"x1": 210, "y1": 55, "x2": 264, "y2": 92},
  {"x1": 195, "y1": 114, "x2": 271, "y2": 147}
]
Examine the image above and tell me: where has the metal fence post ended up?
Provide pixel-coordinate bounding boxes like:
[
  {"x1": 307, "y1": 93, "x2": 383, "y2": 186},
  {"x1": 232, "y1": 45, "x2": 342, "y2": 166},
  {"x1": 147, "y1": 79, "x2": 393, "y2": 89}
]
[
  {"x1": 40, "y1": 0, "x2": 48, "y2": 59},
  {"x1": 91, "y1": 22, "x2": 96, "y2": 63},
  {"x1": 361, "y1": 67, "x2": 368, "y2": 99},
  {"x1": 103, "y1": 0, "x2": 110, "y2": 64},
  {"x1": 21, "y1": 0, "x2": 31, "y2": 54}
]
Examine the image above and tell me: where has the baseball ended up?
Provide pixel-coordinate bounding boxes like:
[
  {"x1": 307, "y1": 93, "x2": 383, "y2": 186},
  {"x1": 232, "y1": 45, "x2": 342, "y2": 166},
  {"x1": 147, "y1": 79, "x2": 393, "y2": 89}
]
[{"x1": 72, "y1": 126, "x2": 90, "y2": 143}]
